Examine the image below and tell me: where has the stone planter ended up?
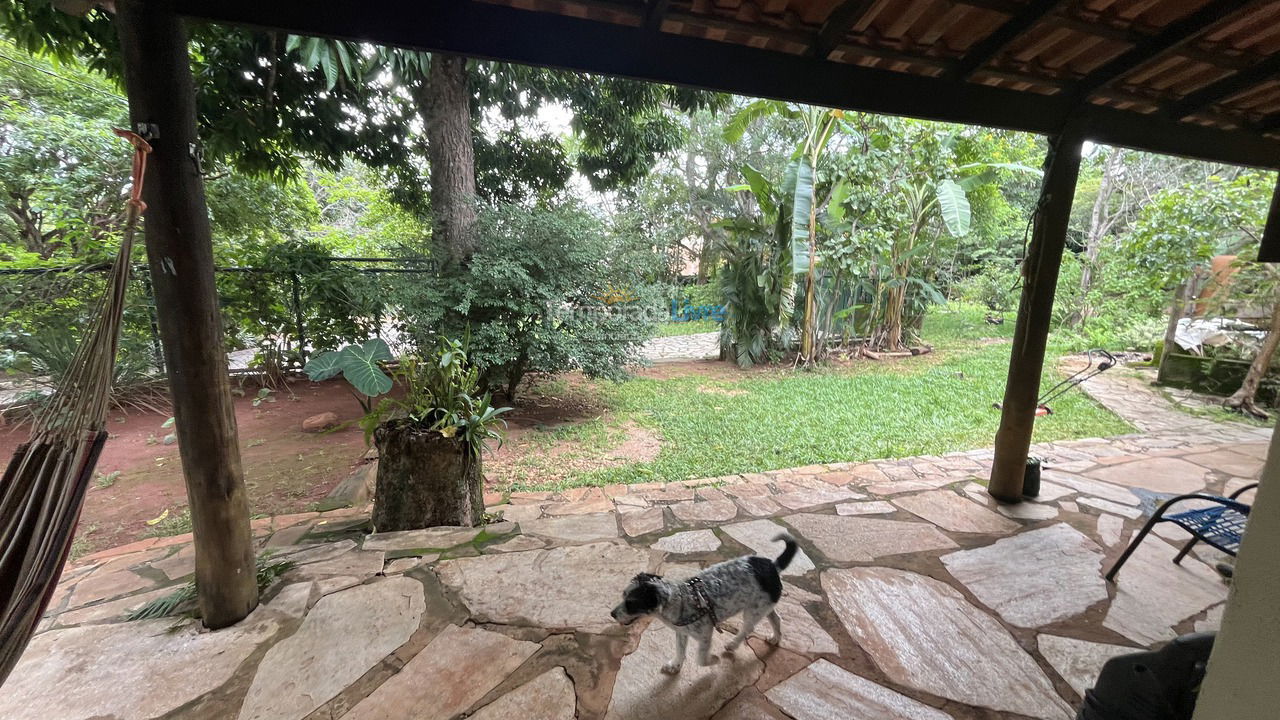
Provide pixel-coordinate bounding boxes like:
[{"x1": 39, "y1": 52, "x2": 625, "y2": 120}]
[{"x1": 371, "y1": 419, "x2": 484, "y2": 531}]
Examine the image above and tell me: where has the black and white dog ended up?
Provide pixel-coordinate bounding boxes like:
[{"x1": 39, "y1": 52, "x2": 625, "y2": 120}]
[{"x1": 610, "y1": 533, "x2": 797, "y2": 674}]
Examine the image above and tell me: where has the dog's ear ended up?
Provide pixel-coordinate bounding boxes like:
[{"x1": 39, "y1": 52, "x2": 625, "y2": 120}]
[
  {"x1": 632, "y1": 572, "x2": 662, "y2": 584},
  {"x1": 625, "y1": 582, "x2": 662, "y2": 614}
]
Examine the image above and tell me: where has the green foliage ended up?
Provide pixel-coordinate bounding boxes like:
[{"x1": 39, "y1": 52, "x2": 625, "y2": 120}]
[
  {"x1": 1122, "y1": 172, "x2": 1273, "y2": 291},
  {"x1": 389, "y1": 203, "x2": 661, "y2": 395},
  {"x1": 956, "y1": 263, "x2": 1020, "y2": 312},
  {"x1": 362, "y1": 338, "x2": 512, "y2": 455},
  {"x1": 218, "y1": 239, "x2": 389, "y2": 366},
  {"x1": 0, "y1": 39, "x2": 130, "y2": 261},
  {"x1": 680, "y1": 277, "x2": 723, "y2": 308},
  {"x1": 142, "y1": 507, "x2": 192, "y2": 539},
  {"x1": 716, "y1": 161, "x2": 800, "y2": 366},
  {"x1": 513, "y1": 306, "x2": 1131, "y2": 490},
  {"x1": 304, "y1": 337, "x2": 394, "y2": 411}
]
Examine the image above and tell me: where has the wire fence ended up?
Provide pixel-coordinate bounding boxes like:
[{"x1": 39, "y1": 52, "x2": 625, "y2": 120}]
[{"x1": 0, "y1": 257, "x2": 436, "y2": 390}]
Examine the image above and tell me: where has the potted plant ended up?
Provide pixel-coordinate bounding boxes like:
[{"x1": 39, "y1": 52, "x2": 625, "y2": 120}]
[
  {"x1": 305, "y1": 337, "x2": 509, "y2": 530},
  {"x1": 1024, "y1": 455, "x2": 1042, "y2": 498}
]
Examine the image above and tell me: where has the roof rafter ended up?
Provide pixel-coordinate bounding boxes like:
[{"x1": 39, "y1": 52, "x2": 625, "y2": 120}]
[
  {"x1": 1072, "y1": 0, "x2": 1263, "y2": 99},
  {"x1": 949, "y1": 0, "x2": 1063, "y2": 81},
  {"x1": 811, "y1": 0, "x2": 879, "y2": 59},
  {"x1": 169, "y1": 0, "x2": 1280, "y2": 169},
  {"x1": 643, "y1": 0, "x2": 671, "y2": 31},
  {"x1": 1166, "y1": 55, "x2": 1280, "y2": 120}
]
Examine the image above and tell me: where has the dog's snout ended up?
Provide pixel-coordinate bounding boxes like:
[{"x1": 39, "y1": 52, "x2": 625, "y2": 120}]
[{"x1": 610, "y1": 607, "x2": 619, "y2": 619}]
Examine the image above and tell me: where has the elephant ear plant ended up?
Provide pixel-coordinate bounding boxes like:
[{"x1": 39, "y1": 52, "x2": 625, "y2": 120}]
[
  {"x1": 303, "y1": 338, "x2": 395, "y2": 414},
  {"x1": 307, "y1": 337, "x2": 511, "y2": 531}
]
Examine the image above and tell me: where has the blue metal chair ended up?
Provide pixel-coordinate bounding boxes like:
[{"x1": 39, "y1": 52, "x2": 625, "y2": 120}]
[{"x1": 1105, "y1": 483, "x2": 1258, "y2": 582}]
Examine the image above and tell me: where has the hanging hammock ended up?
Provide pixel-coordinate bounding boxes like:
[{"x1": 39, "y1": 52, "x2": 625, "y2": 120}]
[{"x1": 0, "y1": 130, "x2": 151, "y2": 687}]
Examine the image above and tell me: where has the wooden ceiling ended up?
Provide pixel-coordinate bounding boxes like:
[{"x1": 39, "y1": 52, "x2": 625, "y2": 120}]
[{"x1": 174, "y1": 0, "x2": 1280, "y2": 167}]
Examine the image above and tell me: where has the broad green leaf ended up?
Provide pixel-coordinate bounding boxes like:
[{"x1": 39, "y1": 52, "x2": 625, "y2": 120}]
[
  {"x1": 338, "y1": 339, "x2": 393, "y2": 397},
  {"x1": 740, "y1": 165, "x2": 776, "y2": 217},
  {"x1": 303, "y1": 350, "x2": 343, "y2": 382},
  {"x1": 828, "y1": 180, "x2": 851, "y2": 223},
  {"x1": 790, "y1": 162, "x2": 814, "y2": 274},
  {"x1": 334, "y1": 42, "x2": 355, "y2": 82},
  {"x1": 935, "y1": 178, "x2": 971, "y2": 237},
  {"x1": 957, "y1": 169, "x2": 997, "y2": 191},
  {"x1": 320, "y1": 49, "x2": 338, "y2": 90},
  {"x1": 723, "y1": 99, "x2": 790, "y2": 143}
]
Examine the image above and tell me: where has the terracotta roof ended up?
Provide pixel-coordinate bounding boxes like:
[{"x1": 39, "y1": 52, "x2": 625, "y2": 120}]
[{"x1": 176, "y1": 0, "x2": 1280, "y2": 167}]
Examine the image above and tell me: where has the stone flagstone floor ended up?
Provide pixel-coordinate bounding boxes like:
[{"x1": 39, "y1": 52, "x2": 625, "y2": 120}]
[{"x1": 1, "y1": 382, "x2": 1271, "y2": 719}]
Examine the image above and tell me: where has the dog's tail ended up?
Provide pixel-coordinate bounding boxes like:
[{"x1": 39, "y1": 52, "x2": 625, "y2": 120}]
[{"x1": 773, "y1": 533, "x2": 798, "y2": 571}]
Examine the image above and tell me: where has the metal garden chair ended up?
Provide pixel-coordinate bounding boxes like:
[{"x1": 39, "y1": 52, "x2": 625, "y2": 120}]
[{"x1": 1105, "y1": 483, "x2": 1258, "y2": 582}]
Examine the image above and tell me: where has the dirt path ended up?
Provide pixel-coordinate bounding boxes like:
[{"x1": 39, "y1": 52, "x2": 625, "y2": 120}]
[{"x1": 1, "y1": 379, "x2": 372, "y2": 555}]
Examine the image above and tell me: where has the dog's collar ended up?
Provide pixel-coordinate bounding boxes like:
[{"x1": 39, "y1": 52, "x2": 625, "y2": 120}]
[{"x1": 674, "y1": 577, "x2": 726, "y2": 632}]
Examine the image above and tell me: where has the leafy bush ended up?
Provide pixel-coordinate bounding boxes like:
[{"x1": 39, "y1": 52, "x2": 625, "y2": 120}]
[
  {"x1": 680, "y1": 276, "x2": 724, "y2": 308},
  {"x1": 218, "y1": 240, "x2": 388, "y2": 360},
  {"x1": 390, "y1": 203, "x2": 661, "y2": 396},
  {"x1": 956, "y1": 264, "x2": 1020, "y2": 312}
]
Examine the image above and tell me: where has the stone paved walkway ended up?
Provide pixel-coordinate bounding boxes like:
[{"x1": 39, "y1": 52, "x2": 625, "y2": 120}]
[
  {"x1": 1062, "y1": 356, "x2": 1230, "y2": 435},
  {"x1": 641, "y1": 331, "x2": 720, "y2": 362},
  {"x1": 3, "y1": 376, "x2": 1271, "y2": 719}
]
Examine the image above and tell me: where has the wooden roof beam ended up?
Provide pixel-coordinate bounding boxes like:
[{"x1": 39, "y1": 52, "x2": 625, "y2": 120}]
[
  {"x1": 644, "y1": 0, "x2": 671, "y2": 31},
  {"x1": 811, "y1": 0, "x2": 878, "y2": 59},
  {"x1": 1166, "y1": 56, "x2": 1280, "y2": 120},
  {"x1": 1073, "y1": 0, "x2": 1263, "y2": 99},
  {"x1": 170, "y1": 0, "x2": 1280, "y2": 169},
  {"x1": 950, "y1": 0, "x2": 1062, "y2": 81}
]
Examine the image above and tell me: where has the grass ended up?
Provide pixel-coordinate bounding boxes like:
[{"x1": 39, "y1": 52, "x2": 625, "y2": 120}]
[
  {"x1": 142, "y1": 507, "x2": 193, "y2": 538},
  {"x1": 127, "y1": 552, "x2": 296, "y2": 622},
  {"x1": 652, "y1": 320, "x2": 720, "y2": 338},
  {"x1": 511, "y1": 304, "x2": 1134, "y2": 491}
]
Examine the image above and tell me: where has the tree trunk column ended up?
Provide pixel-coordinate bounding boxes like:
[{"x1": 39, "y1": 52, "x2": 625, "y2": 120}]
[
  {"x1": 115, "y1": 0, "x2": 258, "y2": 628},
  {"x1": 419, "y1": 53, "x2": 477, "y2": 266},
  {"x1": 989, "y1": 131, "x2": 1084, "y2": 502}
]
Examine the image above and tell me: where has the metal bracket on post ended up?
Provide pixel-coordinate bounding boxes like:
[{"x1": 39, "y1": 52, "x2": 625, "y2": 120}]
[
  {"x1": 189, "y1": 142, "x2": 205, "y2": 175},
  {"x1": 134, "y1": 122, "x2": 159, "y2": 141}
]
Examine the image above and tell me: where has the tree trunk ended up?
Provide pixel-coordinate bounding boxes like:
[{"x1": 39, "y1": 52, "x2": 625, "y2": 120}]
[
  {"x1": 372, "y1": 420, "x2": 484, "y2": 530},
  {"x1": 116, "y1": 0, "x2": 258, "y2": 628},
  {"x1": 1077, "y1": 148, "x2": 1124, "y2": 326},
  {"x1": 1225, "y1": 301, "x2": 1280, "y2": 420},
  {"x1": 415, "y1": 53, "x2": 477, "y2": 266},
  {"x1": 800, "y1": 164, "x2": 819, "y2": 364},
  {"x1": 1157, "y1": 279, "x2": 1192, "y2": 383}
]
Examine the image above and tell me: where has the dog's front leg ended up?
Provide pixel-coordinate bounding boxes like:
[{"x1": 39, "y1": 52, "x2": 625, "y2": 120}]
[
  {"x1": 695, "y1": 626, "x2": 718, "y2": 667},
  {"x1": 662, "y1": 631, "x2": 689, "y2": 674}
]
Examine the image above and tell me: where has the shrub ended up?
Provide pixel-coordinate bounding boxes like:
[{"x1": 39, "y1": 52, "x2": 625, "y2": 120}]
[
  {"x1": 390, "y1": 203, "x2": 661, "y2": 396},
  {"x1": 680, "y1": 276, "x2": 724, "y2": 308},
  {"x1": 956, "y1": 264, "x2": 1020, "y2": 312}
]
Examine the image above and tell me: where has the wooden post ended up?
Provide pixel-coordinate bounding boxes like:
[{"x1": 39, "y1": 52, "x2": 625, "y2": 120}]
[
  {"x1": 115, "y1": 1, "x2": 258, "y2": 627},
  {"x1": 1259, "y1": 178, "x2": 1280, "y2": 263},
  {"x1": 989, "y1": 131, "x2": 1084, "y2": 502}
]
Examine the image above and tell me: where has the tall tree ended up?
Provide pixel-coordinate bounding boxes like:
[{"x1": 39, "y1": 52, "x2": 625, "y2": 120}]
[{"x1": 1, "y1": 2, "x2": 721, "y2": 267}]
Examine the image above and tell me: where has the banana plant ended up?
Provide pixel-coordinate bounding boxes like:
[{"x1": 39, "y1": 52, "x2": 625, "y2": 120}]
[{"x1": 726, "y1": 101, "x2": 845, "y2": 365}]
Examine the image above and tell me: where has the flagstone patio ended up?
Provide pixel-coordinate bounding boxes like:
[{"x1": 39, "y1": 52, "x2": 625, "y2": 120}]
[{"x1": 2, "y1": 383, "x2": 1270, "y2": 719}]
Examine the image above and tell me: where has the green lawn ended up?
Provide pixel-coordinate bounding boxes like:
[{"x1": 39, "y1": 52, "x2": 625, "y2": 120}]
[
  {"x1": 510, "y1": 305, "x2": 1133, "y2": 490},
  {"x1": 652, "y1": 319, "x2": 720, "y2": 337}
]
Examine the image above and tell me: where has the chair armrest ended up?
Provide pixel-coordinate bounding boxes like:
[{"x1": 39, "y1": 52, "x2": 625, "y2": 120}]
[
  {"x1": 1228, "y1": 483, "x2": 1259, "y2": 500},
  {"x1": 1152, "y1": 493, "x2": 1252, "y2": 520}
]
